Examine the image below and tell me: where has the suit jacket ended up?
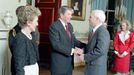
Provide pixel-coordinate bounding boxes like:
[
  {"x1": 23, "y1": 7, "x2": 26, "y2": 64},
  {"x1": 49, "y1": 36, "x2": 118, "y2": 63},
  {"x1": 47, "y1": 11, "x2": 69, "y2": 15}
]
[
  {"x1": 49, "y1": 20, "x2": 85, "y2": 75},
  {"x1": 9, "y1": 23, "x2": 21, "y2": 53},
  {"x1": 84, "y1": 25, "x2": 110, "y2": 75},
  {"x1": 8, "y1": 23, "x2": 21, "y2": 75}
]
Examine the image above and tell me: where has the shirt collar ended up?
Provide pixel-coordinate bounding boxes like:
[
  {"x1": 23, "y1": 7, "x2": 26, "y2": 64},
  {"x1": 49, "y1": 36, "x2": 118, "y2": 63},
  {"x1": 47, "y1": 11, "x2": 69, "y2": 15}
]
[
  {"x1": 93, "y1": 23, "x2": 102, "y2": 32},
  {"x1": 59, "y1": 18, "x2": 66, "y2": 29}
]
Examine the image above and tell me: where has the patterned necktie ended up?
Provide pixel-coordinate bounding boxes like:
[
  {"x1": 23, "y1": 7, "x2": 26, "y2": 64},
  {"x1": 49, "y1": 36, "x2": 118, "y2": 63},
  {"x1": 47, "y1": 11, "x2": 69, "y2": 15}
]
[
  {"x1": 65, "y1": 24, "x2": 71, "y2": 39},
  {"x1": 88, "y1": 30, "x2": 94, "y2": 42}
]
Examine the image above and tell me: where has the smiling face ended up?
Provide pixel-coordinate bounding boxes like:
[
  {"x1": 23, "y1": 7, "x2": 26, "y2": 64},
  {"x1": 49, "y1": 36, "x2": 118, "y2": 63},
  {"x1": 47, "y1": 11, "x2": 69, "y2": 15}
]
[
  {"x1": 60, "y1": 10, "x2": 73, "y2": 24},
  {"x1": 120, "y1": 22, "x2": 127, "y2": 31},
  {"x1": 88, "y1": 10, "x2": 106, "y2": 28}
]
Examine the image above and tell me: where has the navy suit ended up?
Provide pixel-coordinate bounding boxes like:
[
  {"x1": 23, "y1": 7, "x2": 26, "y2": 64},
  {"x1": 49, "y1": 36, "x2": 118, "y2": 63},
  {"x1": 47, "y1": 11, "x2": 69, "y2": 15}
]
[
  {"x1": 84, "y1": 25, "x2": 110, "y2": 75},
  {"x1": 8, "y1": 23, "x2": 21, "y2": 75},
  {"x1": 49, "y1": 20, "x2": 85, "y2": 75}
]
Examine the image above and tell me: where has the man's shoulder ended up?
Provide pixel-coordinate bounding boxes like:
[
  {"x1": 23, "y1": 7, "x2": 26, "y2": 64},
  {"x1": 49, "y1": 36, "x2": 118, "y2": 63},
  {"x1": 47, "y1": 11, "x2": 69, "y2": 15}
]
[
  {"x1": 50, "y1": 20, "x2": 62, "y2": 28},
  {"x1": 96, "y1": 25, "x2": 105, "y2": 32},
  {"x1": 13, "y1": 24, "x2": 21, "y2": 32},
  {"x1": 9, "y1": 24, "x2": 21, "y2": 37},
  {"x1": 9, "y1": 29, "x2": 16, "y2": 37},
  {"x1": 53, "y1": 20, "x2": 61, "y2": 25}
]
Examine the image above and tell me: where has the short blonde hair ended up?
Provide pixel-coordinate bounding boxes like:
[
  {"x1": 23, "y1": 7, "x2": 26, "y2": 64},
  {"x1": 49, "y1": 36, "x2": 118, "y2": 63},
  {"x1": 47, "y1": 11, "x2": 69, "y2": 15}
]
[
  {"x1": 120, "y1": 20, "x2": 131, "y2": 30},
  {"x1": 18, "y1": 6, "x2": 41, "y2": 27}
]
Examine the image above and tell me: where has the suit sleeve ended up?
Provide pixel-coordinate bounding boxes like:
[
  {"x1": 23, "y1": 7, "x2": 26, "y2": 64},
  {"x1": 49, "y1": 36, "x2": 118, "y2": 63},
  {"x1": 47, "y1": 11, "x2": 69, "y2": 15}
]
[
  {"x1": 13, "y1": 36, "x2": 26, "y2": 75},
  {"x1": 70, "y1": 24, "x2": 86, "y2": 48},
  {"x1": 8, "y1": 29, "x2": 14, "y2": 53},
  {"x1": 114, "y1": 32, "x2": 120, "y2": 52},
  {"x1": 84, "y1": 29, "x2": 110, "y2": 62},
  {"x1": 73, "y1": 34, "x2": 86, "y2": 48},
  {"x1": 49, "y1": 24, "x2": 72, "y2": 56}
]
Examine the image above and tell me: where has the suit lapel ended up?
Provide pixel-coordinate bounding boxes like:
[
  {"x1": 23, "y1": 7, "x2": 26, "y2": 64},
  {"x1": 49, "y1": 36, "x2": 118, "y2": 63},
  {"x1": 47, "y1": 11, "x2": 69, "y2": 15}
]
[
  {"x1": 58, "y1": 20, "x2": 72, "y2": 42},
  {"x1": 88, "y1": 26, "x2": 103, "y2": 43},
  {"x1": 118, "y1": 31, "x2": 130, "y2": 44}
]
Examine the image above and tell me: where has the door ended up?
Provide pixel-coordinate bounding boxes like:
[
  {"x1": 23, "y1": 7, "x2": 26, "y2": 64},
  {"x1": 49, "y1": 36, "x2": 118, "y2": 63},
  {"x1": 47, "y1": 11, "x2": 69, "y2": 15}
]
[{"x1": 35, "y1": 0, "x2": 61, "y2": 67}]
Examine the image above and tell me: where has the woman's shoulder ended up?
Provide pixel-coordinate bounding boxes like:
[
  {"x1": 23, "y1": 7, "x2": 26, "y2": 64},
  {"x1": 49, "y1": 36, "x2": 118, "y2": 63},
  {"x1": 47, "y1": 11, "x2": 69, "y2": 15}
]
[
  {"x1": 15, "y1": 32, "x2": 26, "y2": 40},
  {"x1": 130, "y1": 32, "x2": 134, "y2": 36}
]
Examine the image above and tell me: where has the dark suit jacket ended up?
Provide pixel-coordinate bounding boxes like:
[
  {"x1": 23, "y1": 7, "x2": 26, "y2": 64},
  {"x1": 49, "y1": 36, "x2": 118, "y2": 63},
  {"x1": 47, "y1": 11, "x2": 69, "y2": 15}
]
[
  {"x1": 49, "y1": 20, "x2": 85, "y2": 75},
  {"x1": 8, "y1": 23, "x2": 21, "y2": 75},
  {"x1": 84, "y1": 25, "x2": 110, "y2": 75}
]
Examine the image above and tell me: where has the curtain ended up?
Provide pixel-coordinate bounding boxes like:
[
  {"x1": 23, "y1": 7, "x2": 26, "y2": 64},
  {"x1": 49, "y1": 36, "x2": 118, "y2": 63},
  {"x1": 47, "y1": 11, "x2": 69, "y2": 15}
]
[
  {"x1": 123, "y1": 0, "x2": 134, "y2": 30},
  {"x1": 91, "y1": 0, "x2": 108, "y2": 11}
]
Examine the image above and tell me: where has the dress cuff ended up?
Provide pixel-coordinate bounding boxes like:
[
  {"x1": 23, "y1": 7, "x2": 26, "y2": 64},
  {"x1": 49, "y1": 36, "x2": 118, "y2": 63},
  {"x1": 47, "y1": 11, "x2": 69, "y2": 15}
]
[
  {"x1": 122, "y1": 51, "x2": 128, "y2": 56},
  {"x1": 71, "y1": 48, "x2": 74, "y2": 55},
  {"x1": 114, "y1": 51, "x2": 119, "y2": 54}
]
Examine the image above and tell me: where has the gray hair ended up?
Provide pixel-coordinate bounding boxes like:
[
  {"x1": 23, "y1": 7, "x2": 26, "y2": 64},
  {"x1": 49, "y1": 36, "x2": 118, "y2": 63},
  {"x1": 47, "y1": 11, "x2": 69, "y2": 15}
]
[
  {"x1": 91, "y1": 10, "x2": 106, "y2": 23},
  {"x1": 18, "y1": 6, "x2": 41, "y2": 27},
  {"x1": 58, "y1": 6, "x2": 73, "y2": 17}
]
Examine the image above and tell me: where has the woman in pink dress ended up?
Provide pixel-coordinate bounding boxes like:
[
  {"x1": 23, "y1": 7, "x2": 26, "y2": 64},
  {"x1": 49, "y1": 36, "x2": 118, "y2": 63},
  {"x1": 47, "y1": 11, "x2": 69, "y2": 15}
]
[{"x1": 113, "y1": 20, "x2": 134, "y2": 75}]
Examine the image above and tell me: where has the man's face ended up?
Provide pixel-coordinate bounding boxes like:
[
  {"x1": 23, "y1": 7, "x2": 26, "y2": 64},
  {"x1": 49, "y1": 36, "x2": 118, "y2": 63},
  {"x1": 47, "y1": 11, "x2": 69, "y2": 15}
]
[
  {"x1": 61, "y1": 10, "x2": 73, "y2": 24},
  {"x1": 89, "y1": 14, "x2": 97, "y2": 27}
]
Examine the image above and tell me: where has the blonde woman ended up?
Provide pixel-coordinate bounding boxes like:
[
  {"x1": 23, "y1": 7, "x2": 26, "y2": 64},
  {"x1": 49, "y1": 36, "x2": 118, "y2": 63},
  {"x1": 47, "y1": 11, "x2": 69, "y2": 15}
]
[{"x1": 113, "y1": 20, "x2": 134, "y2": 75}]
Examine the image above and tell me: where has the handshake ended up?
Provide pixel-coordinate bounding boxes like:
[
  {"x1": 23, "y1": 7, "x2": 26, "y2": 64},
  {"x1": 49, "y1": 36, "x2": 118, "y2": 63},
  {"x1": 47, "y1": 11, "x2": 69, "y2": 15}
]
[{"x1": 73, "y1": 47, "x2": 84, "y2": 61}]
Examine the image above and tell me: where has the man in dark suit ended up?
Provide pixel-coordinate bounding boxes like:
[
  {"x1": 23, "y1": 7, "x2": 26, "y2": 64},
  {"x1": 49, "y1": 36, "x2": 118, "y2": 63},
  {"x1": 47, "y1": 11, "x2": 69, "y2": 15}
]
[
  {"x1": 77, "y1": 10, "x2": 110, "y2": 75},
  {"x1": 8, "y1": 6, "x2": 24, "y2": 75},
  {"x1": 49, "y1": 6, "x2": 85, "y2": 75}
]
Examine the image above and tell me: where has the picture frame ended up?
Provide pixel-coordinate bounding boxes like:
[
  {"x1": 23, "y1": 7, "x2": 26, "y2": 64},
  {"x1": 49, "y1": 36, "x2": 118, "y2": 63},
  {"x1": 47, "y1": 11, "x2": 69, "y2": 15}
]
[
  {"x1": 68, "y1": 0, "x2": 87, "y2": 21},
  {"x1": 27, "y1": 0, "x2": 35, "y2": 6}
]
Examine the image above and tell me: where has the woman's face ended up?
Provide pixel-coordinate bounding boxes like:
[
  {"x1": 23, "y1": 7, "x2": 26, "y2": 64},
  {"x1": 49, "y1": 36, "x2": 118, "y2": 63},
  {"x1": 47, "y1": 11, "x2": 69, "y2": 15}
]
[
  {"x1": 120, "y1": 22, "x2": 127, "y2": 31},
  {"x1": 75, "y1": 2, "x2": 78, "y2": 6},
  {"x1": 28, "y1": 16, "x2": 39, "y2": 32}
]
